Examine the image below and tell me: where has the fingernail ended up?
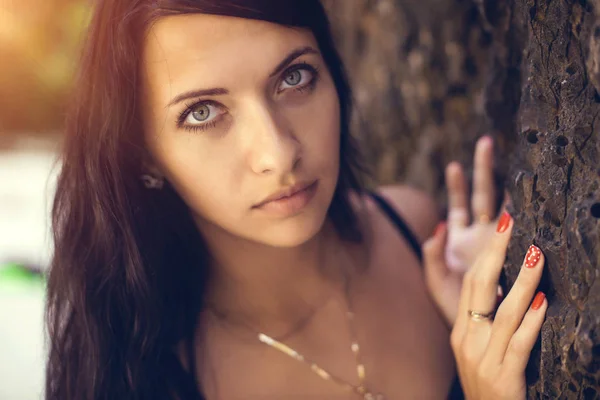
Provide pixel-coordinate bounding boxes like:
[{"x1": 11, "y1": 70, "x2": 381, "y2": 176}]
[
  {"x1": 524, "y1": 244, "x2": 542, "y2": 268},
  {"x1": 531, "y1": 292, "x2": 546, "y2": 310},
  {"x1": 496, "y1": 211, "x2": 511, "y2": 233},
  {"x1": 434, "y1": 221, "x2": 446, "y2": 236}
]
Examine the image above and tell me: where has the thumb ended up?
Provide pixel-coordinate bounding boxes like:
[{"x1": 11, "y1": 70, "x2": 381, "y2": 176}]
[{"x1": 422, "y1": 221, "x2": 449, "y2": 286}]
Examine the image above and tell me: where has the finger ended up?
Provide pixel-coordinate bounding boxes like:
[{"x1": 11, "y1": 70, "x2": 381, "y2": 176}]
[
  {"x1": 450, "y1": 264, "x2": 474, "y2": 349},
  {"x1": 423, "y1": 222, "x2": 457, "y2": 326},
  {"x1": 466, "y1": 212, "x2": 514, "y2": 329},
  {"x1": 472, "y1": 136, "x2": 496, "y2": 222},
  {"x1": 423, "y1": 221, "x2": 449, "y2": 284},
  {"x1": 446, "y1": 162, "x2": 469, "y2": 228},
  {"x1": 451, "y1": 214, "x2": 512, "y2": 342},
  {"x1": 483, "y1": 245, "x2": 545, "y2": 365},
  {"x1": 500, "y1": 291, "x2": 547, "y2": 372}
]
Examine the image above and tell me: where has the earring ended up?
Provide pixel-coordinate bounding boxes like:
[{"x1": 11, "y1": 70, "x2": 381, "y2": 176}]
[{"x1": 141, "y1": 173, "x2": 164, "y2": 190}]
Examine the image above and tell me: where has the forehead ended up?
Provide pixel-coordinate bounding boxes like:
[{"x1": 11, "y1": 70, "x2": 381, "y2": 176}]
[{"x1": 142, "y1": 14, "x2": 317, "y2": 90}]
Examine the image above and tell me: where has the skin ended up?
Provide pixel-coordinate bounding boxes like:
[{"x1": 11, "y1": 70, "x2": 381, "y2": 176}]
[
  {"x1": 141, "y1": 14, "x2": 344, "y2": 325},
  {"x1": 140, "y1": 13, "x2": 546, "y2": 400}
]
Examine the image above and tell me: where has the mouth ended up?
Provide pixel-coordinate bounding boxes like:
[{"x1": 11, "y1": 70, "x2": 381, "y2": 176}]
[{"x1": 253, "y1": 180, "x2": 318, "y2": 209}]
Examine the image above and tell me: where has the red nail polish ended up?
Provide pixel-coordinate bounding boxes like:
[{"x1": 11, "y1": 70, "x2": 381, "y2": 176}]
[
  {"x1": 496, "y1": 212, "x2": 511, "y2": 233},
  {"x1": 531, "y1": 292, "x2": 546, "y2": 310},
  {"x1": 434, "y1": 221, "x2": 446, "y2": 236},
  {"x1": 524, "y1": 245, "x2": 542, "y2": 268}
]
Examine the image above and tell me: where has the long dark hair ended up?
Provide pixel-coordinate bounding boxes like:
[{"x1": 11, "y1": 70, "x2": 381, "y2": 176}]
[{"x1": 46, "y1": 1, "x2": 366, "y2": 399}]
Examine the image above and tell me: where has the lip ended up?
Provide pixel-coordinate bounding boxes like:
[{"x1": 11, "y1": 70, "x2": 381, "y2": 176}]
[
  {"x1": 253, "y1": 180, "x2": 319, "y2": 216},
  {"x1": 254, "y1": 180, "x2": 316, "y2": 208}
]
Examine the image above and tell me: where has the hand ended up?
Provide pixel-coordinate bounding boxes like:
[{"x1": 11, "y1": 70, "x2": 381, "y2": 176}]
[
  {"x1": 444, "y1": 136, "x2": 504, "y2": 273},
  {"x1": 451, "y1": 213, "x2": 547, "y2": 399},
  {"x1": 423, "y1": 136, "x2": 507, "y2": 327}
]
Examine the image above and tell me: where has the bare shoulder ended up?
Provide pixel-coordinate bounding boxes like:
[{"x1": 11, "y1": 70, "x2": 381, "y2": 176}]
[{"x1": 374, "y1": 184, "x2": 441, "y2": 244}]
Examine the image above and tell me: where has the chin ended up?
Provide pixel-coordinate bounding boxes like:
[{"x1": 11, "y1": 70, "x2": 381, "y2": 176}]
[
  {"x1": 259, "y1": 214, "x2": 328, "y2": 248},
  {"x1": 247, "y1": 187, "x2": 333, "y2": 248}
]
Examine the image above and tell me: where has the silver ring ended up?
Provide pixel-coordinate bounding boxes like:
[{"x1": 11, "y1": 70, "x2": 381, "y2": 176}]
[{"x1": 468, "y1": 309, "x2": 494, "y2": 321}]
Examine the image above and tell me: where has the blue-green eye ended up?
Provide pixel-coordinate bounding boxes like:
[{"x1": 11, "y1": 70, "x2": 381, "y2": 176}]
[
  {"x1": 278, "y1": 64, "x2": 318, "y2": 92},
  {"x1": 177, "y1": 101, "x2": 225, "y2": 133},
  {"x1": 284, "y1": 70, "x2": 302, "y2": 86},
  {"x1": 190, "y1": 104, "x2": 211, "y2": 122}
]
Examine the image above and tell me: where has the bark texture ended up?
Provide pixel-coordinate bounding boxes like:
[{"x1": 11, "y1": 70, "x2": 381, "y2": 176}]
[
  {"x1": 323, "y1": 0, "x2": 600, "y2": 398},
  {"x1": 512, "y1": 0, "x2": 600, "y2": 397}
]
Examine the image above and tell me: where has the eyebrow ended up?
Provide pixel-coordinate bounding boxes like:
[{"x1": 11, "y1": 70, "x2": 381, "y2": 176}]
[{"x1": 167, "y1": 46, "x2": 320, "y2": 108}]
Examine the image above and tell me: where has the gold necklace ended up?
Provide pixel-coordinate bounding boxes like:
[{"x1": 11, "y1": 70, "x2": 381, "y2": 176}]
[
  {"x1": 209, "y1": 269, "x2": 385, "y2": 399},
  {"x1": 257, "y1": 306, "x2": 385, "y2": 400}
]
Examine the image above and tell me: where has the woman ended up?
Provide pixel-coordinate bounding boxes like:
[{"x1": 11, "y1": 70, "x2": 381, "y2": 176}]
[{"x1": 45, "y1": 1, "x2": 548, "y2": 399}]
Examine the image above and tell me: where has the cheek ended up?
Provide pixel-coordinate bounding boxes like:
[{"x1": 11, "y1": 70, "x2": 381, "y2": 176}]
[
  {"x1": 292, "y1": 84, "x2": 341, "y2": 172},
  {"x1": 152, "y1": 138, "x2": 246, "y2": 223}
]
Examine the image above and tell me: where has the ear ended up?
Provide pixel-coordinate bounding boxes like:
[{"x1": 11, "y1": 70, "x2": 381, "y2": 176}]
[
  {"x1": 140, "y1": 151, "x2": 164, "y2": 178},
  {"x1": 139, "y1": 152, "x2": 165, "y2": 189}
]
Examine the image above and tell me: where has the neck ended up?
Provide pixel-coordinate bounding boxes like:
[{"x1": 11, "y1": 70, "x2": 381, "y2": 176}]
[{"x1": 198, "y1": 219, "x2": 348, "y2": 334}]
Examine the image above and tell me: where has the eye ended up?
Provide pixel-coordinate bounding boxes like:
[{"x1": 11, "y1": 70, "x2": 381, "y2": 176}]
[
  {"x1": 284, "y1": 70, "x2": 303, "y2": 86},
  {"x1": 278, "y1": 65, "x2": 317, "y2": 92},
  {"x1": 185, "y1": 103, "x2": 219, "y2": 125},
  {"x1": 177, "y1": 101, "x2": 226, "y2": 132},
  {"x1": 190, "y1": 104, "x2": 211, "y2": 122}
]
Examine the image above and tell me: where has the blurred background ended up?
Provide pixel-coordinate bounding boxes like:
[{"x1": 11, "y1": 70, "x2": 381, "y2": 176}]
[{"x1": 0, "y1": 0, "x2": 90, "y2": 398}]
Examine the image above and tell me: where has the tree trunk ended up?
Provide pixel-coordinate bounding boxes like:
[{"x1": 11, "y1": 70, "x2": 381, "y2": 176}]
[{"x1": 323, "y1": 0, "x2": 600, "y2": 397}]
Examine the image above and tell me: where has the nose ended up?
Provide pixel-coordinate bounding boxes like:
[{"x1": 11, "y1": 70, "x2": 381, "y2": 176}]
[{"x1": 247, "y1": 103, "x2": 301, "y2": 176}]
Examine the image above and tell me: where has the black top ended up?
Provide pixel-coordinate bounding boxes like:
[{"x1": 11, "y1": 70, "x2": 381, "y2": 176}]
[{"x1": 167, "y1": 192, "x2": 464, "y2": 399}]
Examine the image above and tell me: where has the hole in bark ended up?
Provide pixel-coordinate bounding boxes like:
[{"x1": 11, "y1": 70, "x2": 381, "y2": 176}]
[
  {"x1": 566, "y1": 64, "x2": 577, "y2": 75},
  {"x1": 591, "y1": 203, "x2": 600, "y2": 218},
  {"x1": 431, "y1": 99, "x2": 444, "y2": 124},
  {"x1": 529, "y1": 6, "x2": 536, "y2": 21},
  {"x1": 479, "y1": 31, "x2": 493, "y2": 47},
  {"x1": 593, "y1": 344, "x2": 600, "y2": 357},
  {"x1": 584, "y1": 386, "x2": 598, "y2": 399},
  {"x1": 402, "y1": 32, "x2": 418, "y2": 54},
  {"x1": 556, "y1": 136, "x2": 569, "y2": 147},
  {"x1": 483, "y1": 1, "x2": 501, "y2": 26},
  {"x1": 595, "y1": 26, "x2": 600, "y2": 39},
  {"x1": 447, "y1": 84, "x2": 468, "y2": 96},
  {"x1": 594, "y1": 90, "x2": 600, "y2": 103},
  {"x1": 466, "y1": 6, "x2": 479, "y2": 25},
  {"x1": 579, "y1": 0, "x2": 592, "y2": 12},
  {"x1": 525, "y1": 129, "x2": 539, "y2": 144},
  {"x1": 568, "y1": 382, "x2": 577, "y2": 392},
  {"x1": 465, "y1": 57, "x2": 478, "y2": 76}
]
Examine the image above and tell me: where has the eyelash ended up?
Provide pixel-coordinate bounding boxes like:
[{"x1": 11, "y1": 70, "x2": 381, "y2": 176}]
[{"x1": 176, "y1": 62, "x2": 321, "y2": 133}]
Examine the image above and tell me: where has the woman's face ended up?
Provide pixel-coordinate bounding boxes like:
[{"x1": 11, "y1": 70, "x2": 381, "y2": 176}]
[{"x1": 140, "y1": 14, "x2": 341, "y2": 247}]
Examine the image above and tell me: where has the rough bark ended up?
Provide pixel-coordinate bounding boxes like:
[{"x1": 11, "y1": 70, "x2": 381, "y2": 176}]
[
  {"x1": 511, "y1": 0, "x2": 600, "y2": 397},
  {"x1": 323, "y1": 0, "x2": 600, "y2": 398}
]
